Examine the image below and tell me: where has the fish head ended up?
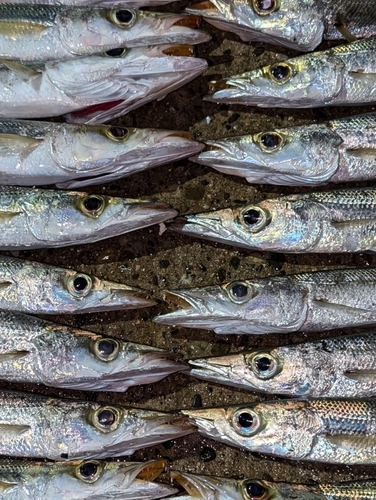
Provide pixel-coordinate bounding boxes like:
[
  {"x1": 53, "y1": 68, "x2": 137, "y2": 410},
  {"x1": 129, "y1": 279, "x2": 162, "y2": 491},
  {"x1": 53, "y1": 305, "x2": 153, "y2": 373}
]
[
  {"x1": 193, "y1": 125, "x2": 342, "y2": 185},
  {"x1": 53, "y1": 125, "x2": 203, "y2": 187},
  {"x1": 205, "y1": 51, "x2": 347, "y2": 107},
  {"x1": 155, "y1": 276, "x2": 308, "y2": 334},
  {"x1": 186, "y1": 0, "x2": 324, "y2": 50},
  {"x1": 182, "y1": 400, "x2": 319, "y2": 458}
]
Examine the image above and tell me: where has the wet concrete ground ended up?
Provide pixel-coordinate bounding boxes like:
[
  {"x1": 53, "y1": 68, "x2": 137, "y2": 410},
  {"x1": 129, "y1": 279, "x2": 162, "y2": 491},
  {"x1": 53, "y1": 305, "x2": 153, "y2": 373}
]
[{"x1": 4, "y1": 2, "x2": 376, "y2": 493}]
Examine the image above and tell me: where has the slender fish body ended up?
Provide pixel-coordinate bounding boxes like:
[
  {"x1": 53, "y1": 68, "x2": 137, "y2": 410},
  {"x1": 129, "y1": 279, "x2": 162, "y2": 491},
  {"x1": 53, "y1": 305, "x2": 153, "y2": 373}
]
[
  {"x1": 182, "y1": 399, "x2": 376, "y2": 464},
  {"x1": 206, "y1": 38, "x2": 376, "y2": 108},
  {"x1": 171, "y1": 471, "x2": 376, "y2": 499},
  {"x1": 193, "y1": 113, "x2": 376, "y2": 186},
  {"x1": 189, "y1": 332, "x2": 376, "y2": 398},
  {"x1": 0, "y1": 390, "x2": 194, "y2": 459},
  {"x1": 0, "y1": 6, "x2": 209, "y2": 61},
  {"x1": 1, "y1": 0, "x2": 179, "y2": 7},
  {"x1": 0, "y1": 46, "x2": 208, "y2": 122},
  {"x1": 0, "y1": 255, "x2": 156, "y2": 314},
  {"x1": 0, "y1": 310, "x2": 186, "y2": 392},
  {"x1": 186, "y1": 0, "x2": 376, "y2": 51},
  {"x1": 155, "y1": 267, "x2": 376, "y2": 334},
  {"x1": 0, "y1": 458, "x2": 177, "y2": 499},
  {"x1": 0, "y1": 120, "x2": 203, "y2": 188}
]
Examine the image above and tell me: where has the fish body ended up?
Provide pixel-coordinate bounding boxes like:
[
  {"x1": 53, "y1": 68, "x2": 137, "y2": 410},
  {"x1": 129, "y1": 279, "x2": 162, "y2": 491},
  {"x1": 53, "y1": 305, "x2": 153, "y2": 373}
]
[
  {"x1": 171, "y1": 471, "x2": 376, "y2": 500},
  {"x1": 1, "y1": 0, "x2": 177, "y2": 7},
  {"x1": 0, "y1": 6, "x2": 209, "y2": 61},
  {"x1": 206, "y1": 38, "x2": 376, "y2": 108},
  {"x1": 0, "y1": 120, "x2": 203, "y2": 188},
  {"x1": 186, "y1": 0, "x2": 376, "y2": 51},
  {"x1": 172, "y1": 187, "x2": 376, "y2": 253},
  {"x1": 0, "y1": 390, "x2": 194, "y2": 459},
  {"x1": 183, "y1": 399, "x2": 376, "y2": 464},
  {"x1": 0, "y1": 255, "x2": 156, "y2": 314},
  {"x1": 193, "y1": 113, "x2": 376, "y2": 186},
  {"x1": 155, "y1": 267, "x2": 376, "y2": 334},
  {"x1": 0, "y1": 46, "x2": 208, "y2": 122},
  {"x1": 0, "y1": 186, "x2": 177, "y2": 250},
  {"x1": 189, "y1": 332, "x2": 376, "y2": 398},
  {"x1": 0, "y1": 310, "x2": 186, "y2": 392},
  {"x1": 0, "y1": 459, "x2": 177, "y2": 499}
]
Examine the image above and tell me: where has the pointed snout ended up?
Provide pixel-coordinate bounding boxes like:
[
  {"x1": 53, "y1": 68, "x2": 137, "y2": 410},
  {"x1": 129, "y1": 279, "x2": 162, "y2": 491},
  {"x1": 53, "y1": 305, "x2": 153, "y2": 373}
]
[{"x1": 100, "y1": 280, "x2": 157, "y2": 310}]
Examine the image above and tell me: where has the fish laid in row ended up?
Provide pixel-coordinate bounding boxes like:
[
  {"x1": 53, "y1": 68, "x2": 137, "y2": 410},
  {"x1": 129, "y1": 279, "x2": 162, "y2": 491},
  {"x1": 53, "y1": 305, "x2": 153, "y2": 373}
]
[
  {"x1": 4, "y1": 0, "x2": 180, "y2": 7},
  {"x1": 0, "y1": 255, "x2": 155, "y2": 314},
  {"x1": 183, "y1": 399, "x2": 376, "y2": 464},
  {"x1": 186, "y1": 0, "x2": 376, "y2": 51},
  {"x1": 0, "y1": 6, "x2": 209, "y2": 62},
  {"x1": 0, "y1": 310, "x2": 185, "y2": 392},
  {"x1": 189, "y1": 331, "x2": 376, "y2": 398},
  {"x1": 173, "y1": 187, "x2": 376, "y2": 253},
  {"x1": 0, "y1": 120, "x2": 202, "y2": 188},
  {"x1": 207, "y1": 38, "x2": 376, "y2": 109},
  {"x1": 194, "y1": 113, "x2": 376, "y2": 186},
  {"x1": 171, "y1": 471, "x2": 376, "y2": 500},
  {"x1": 0, "y1": 458, "x2": 176, "y2": 499},
  {"x1": 0, "y1": 390, "x2": 194, "y2": 459},
  {"x1": 155, "y1": 267, "x2": 376, "y2": 334},
  {"x1": 0, "y1": 45, "x2": 207, "y2": 122},
  {"x1": 0, "y1": 186, "x2": 176, "y2": 249}
]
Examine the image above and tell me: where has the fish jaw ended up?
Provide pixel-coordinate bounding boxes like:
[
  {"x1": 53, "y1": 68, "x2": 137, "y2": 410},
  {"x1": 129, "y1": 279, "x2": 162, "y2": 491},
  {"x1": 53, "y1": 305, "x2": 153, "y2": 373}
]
[
  {"x1": 188, "y1": 354, "x2": 251, "y2": 389},
  {"x1": 171, "y1": 471, "x2": 244, "y2": 499},
  {"x1": 186, "y1": 0, "x2": 324, "y2": 50}
]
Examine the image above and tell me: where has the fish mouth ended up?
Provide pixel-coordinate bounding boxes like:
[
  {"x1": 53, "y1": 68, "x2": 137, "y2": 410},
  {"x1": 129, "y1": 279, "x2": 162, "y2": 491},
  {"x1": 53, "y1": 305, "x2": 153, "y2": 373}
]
[
  {"x1": 188, "y1": 356, "x2": 233, "y2": 384},
  {"x1": 128, "y1": 200, "x2": 178, "y2": 224},
  {"x1": 134, "y1": 459, "x2": 168, "y2": 481},
  {"x1": 171, "y1": 471, "x2": 240, "y2": 498},
  {"x1": 99, "y1": 282, "x2": 157, "y2": 311},
  {"x1": 187, "y1": 1, "x2": 218, "y2": 12},
  {"x1": 180, "y1": 407, "x2": 223, "y2": 439}
]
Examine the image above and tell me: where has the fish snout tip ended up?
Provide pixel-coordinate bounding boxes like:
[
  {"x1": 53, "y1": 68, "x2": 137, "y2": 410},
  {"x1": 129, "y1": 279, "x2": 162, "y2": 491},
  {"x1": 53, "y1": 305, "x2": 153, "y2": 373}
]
[{"x1": 169, "y1": 215, "x2": 189, "y2": 231}]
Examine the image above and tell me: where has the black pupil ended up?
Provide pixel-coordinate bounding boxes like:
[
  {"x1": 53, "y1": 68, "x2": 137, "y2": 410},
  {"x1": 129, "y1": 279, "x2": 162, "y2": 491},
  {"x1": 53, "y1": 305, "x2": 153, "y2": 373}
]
[
  {"x1": 245, "y1": 481, "x2": 266, "y2": 498},
  {"x1": 116, "y1": 9, "x2": 133, "y2": 23},
  {"x1": 238, "y1": 412, "x2": 254, "y2": 428},
  {"x1": 256, "y1": 0, "x2": 274, "y2": 11},
  {"x1": 243, "y1": 209, "x2": 261, "y2": 226},
  {"x1": 98, "y1": 409, "x2": 116, "y2": 427},
  {"x1": 98, "y1": 340, "x2": 115, "y2": 357},
  {"x1": 74, "y1": 276, "x2": 89, "y2": 291},
  {"x1": 256, "y1": 357, "x2": 272, "y2": 372},
  {"x1": 80, "y1": 462, "x2": 98, "y2": 479},
  {"x1": 84, "y1": 197, "x2": 102, "y2": 212},
  {"x1": 261, "y1": 133, "x2": 280, "y2": 149},
  {"x1": 231, "y1": 283, "x2": 248, "y2": 299},
  {"x1": 110, "y1": 126, "x2": 127, "y2": 138},
  {"x1": 271, "y1": 64, "x2": 290, "y2": 81},
  {"x1": 106, "y1": 47, "x2": 125, "y2": 57}
]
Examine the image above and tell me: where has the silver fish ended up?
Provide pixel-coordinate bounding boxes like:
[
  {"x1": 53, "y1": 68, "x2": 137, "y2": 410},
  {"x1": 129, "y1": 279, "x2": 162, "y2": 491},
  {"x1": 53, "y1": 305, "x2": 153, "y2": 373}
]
[
  {"x1": 2, "y1": 0, "x2": 179, "y2": 7},
  {"x1": 192, "y1": 113, "x2": 376, "y2": 186},
  {"x1": 206, "y1": 38, "x2": 376, "y2": 109},
  {"x1": 170, "y1": 471, "x2": 376, "y2": 500},
  {"x1": 0, "y1": 255, "x2": 156, "y2": 314},
  {"x1": 154, "y1": 267, "x2": 376, "y2": 334},
  {"x1": 0, "y1": 6, "x2": 209, "y2": 62},
  {"x1": 0, "y1": 390, "x2": 194, "y2": 459},
  {"x1": 186, "y1": 0, "x2": 376, "y2": 51},
  {"x1": 172, "y1": 188, "x2": 376, "y2": 253},
  {"x1": 0, "y1": 310, "x2": 186, "y2": 392},
  {"x1": 182, "y1": 399, "x2": 376, "y2": 464},
  {"x1": 0, "y1": 120, "x2": 203, "y2": 188},
  {"x1": 0, "y1": 186, "x2": 177, "y2": 250},
  {"x1": 0, "y1": 45, "x2": 208, "y2": 122},
  {"x1": 0, "y1": 458, "x2": 177, "y2": 499},
  {"x1": 189, "y1": 332, "x2": 376, "y2": 398}
]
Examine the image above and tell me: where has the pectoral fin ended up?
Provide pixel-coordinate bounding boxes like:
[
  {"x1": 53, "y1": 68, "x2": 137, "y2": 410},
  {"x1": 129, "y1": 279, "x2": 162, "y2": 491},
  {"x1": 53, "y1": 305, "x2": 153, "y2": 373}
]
[
  {"x1": 0, "y1": 59, "x2": 40, "y2": 81},
  {"x1": 0, "y1": 281, "x2": 12, "y2": 289},
  {"x1": 0, "y1": 424, "x2": 30, "y2": 436},
  {"x1": 331, "y1": 218, "x2": 376, "y2": 229},
  {"x1": 346, "y1": 148, "x2": 376, "y2": 160},
  {"x1": 0, "y1": 481, "x2": 17, "y2": 492},
  {"x1": 0, "y1": 209, "x2": 22, "y2": 220},
  {"x1": 345, "y1": 371, "x2": 376, "y2": 381},
  {"x1": 348, "y1": 71, "x2": 376, "y2": 83},
  {"x1": 311, "y1": 299, "x2": 372, "y2": 314},
  {"x1": 0, "y1": 20, "x2": 48, "y2": 37},
  {"x1": 327, "y1": 434, "x2": 376, "y2": 450},
  {"x1": 0, "y1": 350, "x2": 29, "y2": 361},
  {"x1": 0, "y1": 133, "x2": 43, "y2": 161},
  {"x1": 335, "y1": 23, "x2": 357, "y2": 42}
]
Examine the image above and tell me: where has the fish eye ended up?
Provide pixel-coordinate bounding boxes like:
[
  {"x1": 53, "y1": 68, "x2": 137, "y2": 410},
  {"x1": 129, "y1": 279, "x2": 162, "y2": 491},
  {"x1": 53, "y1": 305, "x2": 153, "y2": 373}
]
[
  {"x1": 80, "y1": 195, "x2": 105, "y2": 218},
  {"x1": 110, "y1": 9, "x2": 137, "y2": 27},
  {"x1": 226, "y1": 281, "x2": 256, "y2": 304},
  {"x1": 248, "y1": 353, "x2": 280, "y2": 379},
  {"x1": 243, "y1": 480, "x2": 268, "y2": 500},
  {"x1": 106, "y1": 126, "x2": 129, "y2": 141},
  {"x1": 92, "y1": 338, "x2": 120, "y2": 362},
  {"x1": 257, "y1": 132, "x2": 283, "y2": 152},
  {"x1": 240, "y1": 206, "x2": 271, "y2": 233},
  {"x1": 67, "y1": 273, "x2": 93, "y2": 298},
  {"x1": 76, "y1": 461, "x2": 102, "y2": 483},
  {"x1": 92, "y1": 406, "x2": 121, "y2": 433},
  {"x1": 105, "y1": 47, "x2": 127, "y2": 57},
  {"x1": 269, "y1": 62, "x2": 292, "y2": 84},
  {"x1": 251, "y1": 0, "x2": 278, "y2": 15},
  {"x1": 231, "y1": 408, "x2": 261, "y2": 436}
]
